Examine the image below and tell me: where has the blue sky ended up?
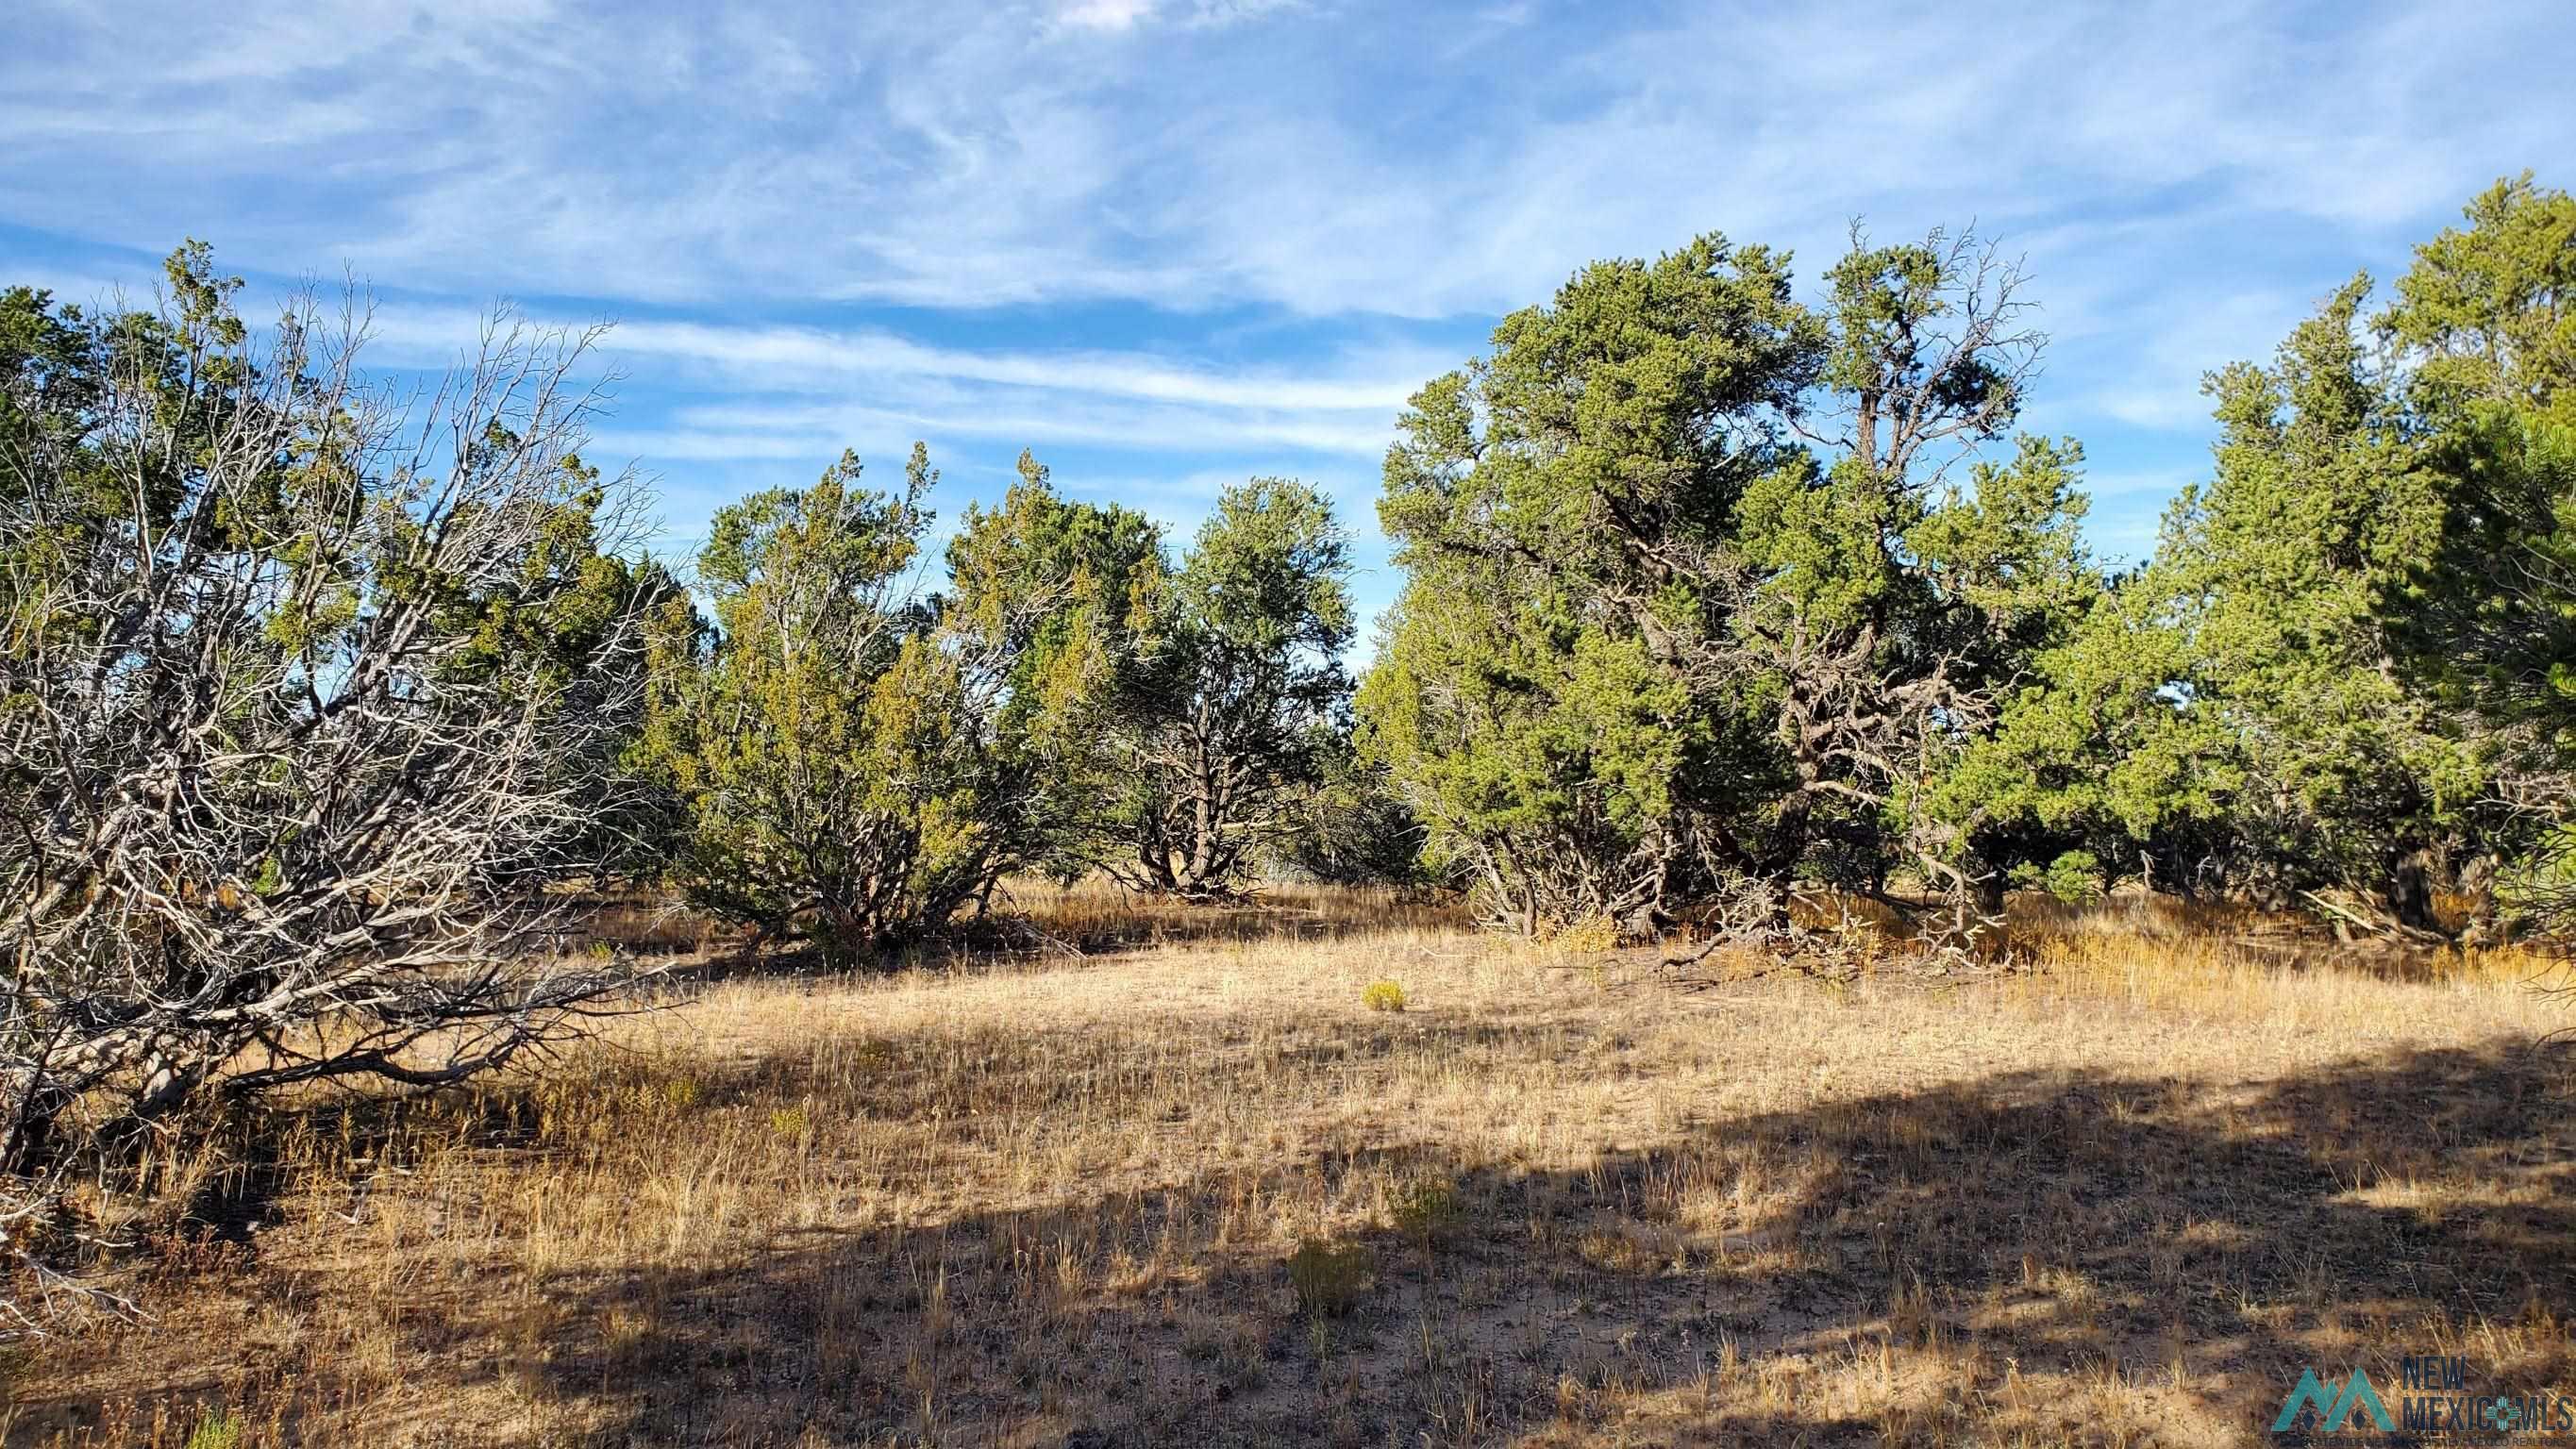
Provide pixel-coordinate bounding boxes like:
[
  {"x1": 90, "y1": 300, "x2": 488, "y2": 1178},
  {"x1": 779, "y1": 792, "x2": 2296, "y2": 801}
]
[{"x1": 5, "y1": 0, "x2": 2569, "y2": 637}]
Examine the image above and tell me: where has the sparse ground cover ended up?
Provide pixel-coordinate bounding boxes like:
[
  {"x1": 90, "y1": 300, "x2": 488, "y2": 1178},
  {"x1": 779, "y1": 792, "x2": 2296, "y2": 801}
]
[{"x1": 6, "y1": 885, "x2": 2573, "y2": 1447}]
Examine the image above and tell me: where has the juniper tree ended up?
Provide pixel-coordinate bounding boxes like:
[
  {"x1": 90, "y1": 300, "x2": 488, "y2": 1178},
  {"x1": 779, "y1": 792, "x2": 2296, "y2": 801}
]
[
  {"x1": 641, "y1": 446, "x2": 999, "y2": 959},
  {"x1": 1361, "y1": 228, "x2": 2099, "y2": 938},
  {"x1": 943, "y1": 450, "x2": 1164, "y2": 893},
  {"x1": 2377, "y1": 173, "x2": 2576, "y2": 931},
  {"x1": 1109, "y1": 477, "x2": 1353, "y2": 897},
  {"x1": 1958, "y1": 187, "x2": 2560, "y2": 933},
  {"x1": 1952, "y1": 289, "x2": 2481, "y2": 929}
]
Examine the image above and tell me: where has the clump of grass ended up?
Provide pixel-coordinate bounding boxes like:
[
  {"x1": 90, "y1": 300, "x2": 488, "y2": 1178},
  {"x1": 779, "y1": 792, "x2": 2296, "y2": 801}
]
[
  {"x1": 184, "y1": 1409, "x2": 243, "y2": 1449},
  {"x1": 1548, "y1": 914, "x2": 1621, "y2": 954},
  {"x1": 1362, "y1": 979, "x2": 1407, "y2": 1012},
  {"x1": 1391, "y1": 1175, "x2": 1459, "y2": 1245},
  {"x1": 1287, "y1": 1238, "x2": 1375, "y2": 1318}
]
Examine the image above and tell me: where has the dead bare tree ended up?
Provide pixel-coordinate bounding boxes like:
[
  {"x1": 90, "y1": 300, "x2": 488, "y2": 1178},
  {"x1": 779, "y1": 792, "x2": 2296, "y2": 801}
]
[{"x1": 0, "y1": 254, "x2": 661, "y2": 1325}]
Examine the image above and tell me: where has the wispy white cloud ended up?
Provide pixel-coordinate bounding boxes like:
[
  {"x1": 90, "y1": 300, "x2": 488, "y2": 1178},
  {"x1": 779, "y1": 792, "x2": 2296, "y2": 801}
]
[
  {"x1": 611, "y1": 391, "x2": 1392, "y2": 460},
  {"x1": 7, "y1": 0, "x2": 2567, "y2": 605},
  {"x1": 602, "y1": 320, "x2": 1430, "y2": 415},
  {"x1": 8, "y1": 0, "x2": 2564, "y2": 321},
  {"x1": 352, "y1": 301, "x2": 1437, "y2": 408},
  {"x1": 1050, "y1": 0, "x2": 1304, "y2": 32},
  {"x1": 347, "y1": 302, "x2": 1426, "y2": 461},
  {"x1": 1053, "y1": 0, "x2": 1161, "y2": 31},
  {"x1": 2049, "y1": 288, "x2": 2311, "y2": 432}
]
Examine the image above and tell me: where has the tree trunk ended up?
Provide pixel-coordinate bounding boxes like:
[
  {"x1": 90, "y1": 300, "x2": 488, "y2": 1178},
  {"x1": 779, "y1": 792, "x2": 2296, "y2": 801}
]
[
  {"x1": 2459, "y1": 853, "x2": 2501, "y2": 944},
  {"x1": 1182, "y1": 785, "x2": 1218, "y2": 893},
  {"x1": 2386, "y1": 845, "x2": 2441, "y2": 936},
  {"x1": 1, "y1": 1073, "x2": 74, "y2": 1178}
]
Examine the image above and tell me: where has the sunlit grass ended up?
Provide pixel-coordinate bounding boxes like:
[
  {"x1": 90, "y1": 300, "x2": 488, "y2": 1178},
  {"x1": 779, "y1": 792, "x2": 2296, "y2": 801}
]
[{"x1": 10, "y1": 889, "x2": 2572, "y2": 1447}]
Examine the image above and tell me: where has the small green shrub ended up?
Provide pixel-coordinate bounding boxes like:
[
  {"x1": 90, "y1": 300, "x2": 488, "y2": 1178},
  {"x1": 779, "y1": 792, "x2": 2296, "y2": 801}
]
[
  {"x1": 1361, "y1": 979, "x2": 1407, "y2": 1012},
  {"x1": 2011, "y1": 849, "x2": 2103, "y2": 904},
  {"x1": 185, "y1": 1410, "x2": 244, "y2": 1449},
  {"x1": 768, "y1": 1104, "x2": 811, "y2": 1140},
  {"x1": 1287, "y1": 1238, "x2": 1374, "y2": 1318}
]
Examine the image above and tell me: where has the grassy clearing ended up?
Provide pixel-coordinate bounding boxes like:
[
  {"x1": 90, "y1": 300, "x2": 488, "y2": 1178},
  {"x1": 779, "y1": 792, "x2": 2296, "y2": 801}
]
[{"x1": 5, "y1": 886, "x2": 2572, "y2": 1446}]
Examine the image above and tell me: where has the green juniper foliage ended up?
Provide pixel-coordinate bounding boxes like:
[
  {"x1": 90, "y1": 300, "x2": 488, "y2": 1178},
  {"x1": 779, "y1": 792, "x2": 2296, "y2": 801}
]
[
  {"x1": 2380, "y1": 174, "x2": 2576, "y2": 749},
  {"x1": 2377, "y1": 175, "x2": 2576, "y2": 928},
  {"x1": 640, "y1": 446, "x2": 1000, "y2": 959},
  {"x1": 615, "y1": 179, "x2": 2576, "y2": 947},
  {"x1": 1360, "y1": 229, "x2": 2097, "y2": 937},
  {"x1": 1106, "y1": 477, "x2": 1355, "y2": 897},
  {"x1": 1958, "y1": 279, "x2": 2477, "y2": 924},
  {"x1": 1958, "y1": 175, "x2": 2572, "y2": 933},
  {"x1": 945, "y1": 450, "x2": 1167, "y2": 889}
]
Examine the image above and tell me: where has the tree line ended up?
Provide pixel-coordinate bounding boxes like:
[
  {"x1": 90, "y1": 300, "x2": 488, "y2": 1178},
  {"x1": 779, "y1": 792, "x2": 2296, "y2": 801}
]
[
  {"x1": 637, "y1": 447, "x2": 1359, "y2": 961},
  {"x1": 0, "y1": 238, "x2": 1364, "y2": 1272},
  {"x1": 1369, "y1": 174, "x2": 2575, "y2": 944},
  {"x1": 0, "y1": 175, "x2": 2568, "y2": 1304}
]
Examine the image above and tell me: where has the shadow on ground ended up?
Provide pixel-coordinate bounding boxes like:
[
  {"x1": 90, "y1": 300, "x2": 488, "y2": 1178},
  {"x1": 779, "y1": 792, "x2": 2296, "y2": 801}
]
[{"x1": 102, "y1": 1032, "x2": 2552, "y2": 1448}]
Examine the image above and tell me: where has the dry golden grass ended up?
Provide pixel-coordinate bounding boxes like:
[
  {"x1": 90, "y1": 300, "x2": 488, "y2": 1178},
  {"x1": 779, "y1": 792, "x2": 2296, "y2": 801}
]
[{"x1": 6, "y1": 886, "x2": 2573, "y2": 1447}]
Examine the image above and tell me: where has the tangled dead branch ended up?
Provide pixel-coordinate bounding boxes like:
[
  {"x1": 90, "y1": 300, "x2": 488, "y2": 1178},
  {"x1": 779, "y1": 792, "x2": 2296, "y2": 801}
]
[{"x1": 0, "y1": 257, "x2": 665, "y2": 1325}]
